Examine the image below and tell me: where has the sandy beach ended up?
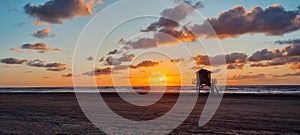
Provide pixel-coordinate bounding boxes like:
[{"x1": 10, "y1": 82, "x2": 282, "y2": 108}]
[{"x1": 0, "y1": 93, "x2": 299, "y2": 134}]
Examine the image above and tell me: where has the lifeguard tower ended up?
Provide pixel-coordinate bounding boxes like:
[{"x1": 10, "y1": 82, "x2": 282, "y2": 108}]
[{"x1": 195, "y1": 68, "x2": 219, "y2": 94}]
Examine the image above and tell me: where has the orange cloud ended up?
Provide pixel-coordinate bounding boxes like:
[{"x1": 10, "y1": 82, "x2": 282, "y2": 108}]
[
  {"x1": 290, "y1": 62, "x2": 300, "y2": 70},
  {"x1": 130, "y1": 60, "x2": 161, "y2": 69}
]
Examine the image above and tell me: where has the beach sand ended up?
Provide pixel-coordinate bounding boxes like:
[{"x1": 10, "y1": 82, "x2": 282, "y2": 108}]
[{"x1": 0, "y1": 93, "x2": 299, "y2": 134}]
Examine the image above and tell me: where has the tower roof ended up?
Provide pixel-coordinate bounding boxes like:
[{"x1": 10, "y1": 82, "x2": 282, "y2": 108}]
[{"x1": 196, "y1": 68, "x2": 211, "y2": 73}]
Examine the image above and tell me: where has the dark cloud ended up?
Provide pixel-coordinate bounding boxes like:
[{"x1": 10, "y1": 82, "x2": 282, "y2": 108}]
[
  {"x1": 103, "y1": 54, "x2": 135, "y2": 65},
  {"x1": 24, "y1": 0, "x2": 99, "y2": 25},
  {"x1": 275, "y1": 38, "x2": 300, "y2": 44},
  {"x1": 126, "y1": 4, "x2": 300, "y2": 50},
  {"x1": 0, "y1": 57, "x2": 66, "y2": 71},
  {"x1": 27, "y1": 59, "x2": 66, "y2": 71},
  {"x1": 248, "y1": 43, "x2": 300, "y2": 68},
  {"x1": 10, "y1": 42, "x2": 61, "y2": 53},
  {"x1": 141, "y1": 1, "x2": 204, "y2": 32},
  {"x1": 46, "y1": 67, "x2": 66, "y2": 71},
  {"x1": 62, "y1": 73, "x2": 73, "y2": 77},
  {"x1": 32, "y1": 27, "x2": 57, "y2": 38},
  {"x1": 283, "y1": 43, "x2": 300, "y2": 57},
  {"x1": 170, "y1": 58, "x2": 185, "y2": 63},
  {"x1": 118, "y1": 54, "x2": 135, "y2": 62},
  {"x1": 124, "y1": 38, "x2": 157, "y2": 49},
  {"x1": 124, "y1": 1, "x2": 202, "y2": 49},
  {"x1": 249, "y1": 57, "x2": 287, "y2": 67},
  {"x1": 99, "y1": 57, "x2": 105, "y2": 62},
  {"x1": 125, "y1": 22, "x2": 196, "y2": 50},
  {"x1": 86, "y1": 56, "x2": 94, "y2": 61},
  {"x1": 193, "y1": 52, "x2": 247, "y2": 66},
  {"x1": 83, "y1": 67, "x2": 112, "y2": 76},
  {"x1": 130, "y1": 60, "x2": 161, "y2": 69},
  {"x1": 224, "y1": 53, "x2": 248, "y2": 64},
  {"x1": 118, "y1": 38, "x2": 125, "y2": 44},
  {"x1": 248, "y1": 48, "x2": 282, "y2": 62},
  {"x1": 192, "y1": 4, "x2": 300, "y2": 39},
  {"x1": 108, "y1": 49, "x2": 120, "y2": 55},
  {"x1": 104, "y1": 56, "x2": 121, "y2": 65},
  {"x1": 228, "y1": 74, "x2": 266, "y2": 80},
  {"x1": 0, "y1": 57, "x2": 27, "y2": 64},
  {"x1": 273, "y1": 72, "x2": 300, "y2": 77},
  {"x1": 21, "y1": 42, "x2": 49, "y2": 51}
]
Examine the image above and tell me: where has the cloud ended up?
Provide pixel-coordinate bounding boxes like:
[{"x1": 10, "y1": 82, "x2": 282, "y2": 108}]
[
  {"x1": 0, "y1": 57, "x2": 27, "y2": 64},
  {"x1": 250, "y1": 57, "x2": 287, "y2": 67},
  {"x1": 248, "y1": 48, "x2": 282, "y2": 62},
  {"x1": 27, "y1": 59, "x2": 66, "y2": 71},
  {"x1": 124, "y1": 38, "x2": 157, "y2": 49},
  {"x1": 32, "y1": 27, "x2": 57, "y2": 38},
  {"x1": 83, "y1": 67, "x2": 112, "y2": 76},
  {"x1": 104, "y1": 56, "x2": 122, "y2": 65},
  {"x1": 130, "y1": 60, "x2": 161, "y2": 69},
  {"x1": 62, "y1": 73, "x2": 73, "y2": 77},
  {"x1": 23, "y1": 71, "x2": 32, "y2": 73},
  {"x1": 112, "y1": 65, "x2": 130, "y2": 71},
  {"x1": 170, "y1": 58, "x2": 185, "y2": 63},
  {"x1": 118, "y1": 54, "x2": 135, "y2": 62},
  {"x1": 193, "y1": 54, "x2": 210, "y2": 65},
  {"x1": 227, "y1": 63, "x2": 244, "y2": 69},
  {"x1": 10, "y1": 42, "x2": 61, "y2": 53},
  {"x1": 0, "y1": 57, "x2": 66, "y2": 71},
  {"x1": 224, "y1": 53, "x2": 248, "y2": 63},
  {"x1": 125, "y1": 4, "x2": 300, "y2": 50},
  {"x1": 290, "y1": 62, "x2": 300, "y2": 70},
  {"x1": 46, "y1": 67, "x2": 66, "y2": 71},
  {"x1": 192, "y1": 4, "x2": 300, "y2": 39},
  {"x1": 275, "y1": 38, "x2": 300, "y2": 44},
  {"x1": 283, "y1": 43, "x2": 300, "y2": 57},
  {"x1": 86, "y1": 56, "x2": 94, "y2": 61},
  {"x1": 124, "y1": 24, "x2": 197, "y2": 50},
  {"x1": 248, "y1": 42, "x2": 300, "y2": 68},
  {"x1": 24, "y1": 0, "x2": 100, "y2": 25},
  {"x1": 52, "y1": 48, "x2": 62, "y2": 51},
  {"x1": 102, "y1": 54, "x2": 136, "y2": 65},
  {"x1": 9, "y1": 48, "x2": 24, "y2": 53},
  {"x1": 193, "y1": 52, "x2": 247, "y2": 66},
  {"x1": 118, "y1": 38, "x2": 125, "y2": 44},
  {"x1": 273, "y1": 72, "x2": 300, "y2": 77},
  {"x1": 124, "y1": 1, "x2": 203, "y2": 49},
  {"x1": 108, "y1": 49, "x2": 121, "y2": 55},
  {"x1": 21, "y1": 42, "x2": 49, "y2": 51},
  {"x1": 228, "y1": 74, "x2": 266, "y2": 80},
  {"x1": 141, "y1": 1, "x2": 204, "y2": 32}
]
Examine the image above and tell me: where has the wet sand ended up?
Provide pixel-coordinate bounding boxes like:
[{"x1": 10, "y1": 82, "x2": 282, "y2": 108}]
[{"x1": 0, "y1": 93, "x2": 299, "y2": 134}]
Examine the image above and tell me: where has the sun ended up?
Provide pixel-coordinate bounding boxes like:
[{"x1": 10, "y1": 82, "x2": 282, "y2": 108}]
[{"x1": 148, "y1": 72, "x2": 168, "y2": 86}]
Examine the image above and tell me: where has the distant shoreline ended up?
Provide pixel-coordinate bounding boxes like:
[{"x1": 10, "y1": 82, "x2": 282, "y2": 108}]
[
  {"x1": 1, "y1": 84, "x2": 300, "y2": 89},
  {"x1": 0, "y1": 92, "x2": 299, "y2": 97}
]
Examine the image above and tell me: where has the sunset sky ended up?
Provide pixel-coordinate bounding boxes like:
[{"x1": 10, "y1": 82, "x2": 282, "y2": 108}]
[{"x1": 0, "y1": 0, "x2": 300, "y2": 87}]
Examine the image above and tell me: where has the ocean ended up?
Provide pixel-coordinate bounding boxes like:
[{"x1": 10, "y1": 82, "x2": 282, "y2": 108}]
[{"x1": 0, "y1": 85, "x2": 300, "y2": 94}]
